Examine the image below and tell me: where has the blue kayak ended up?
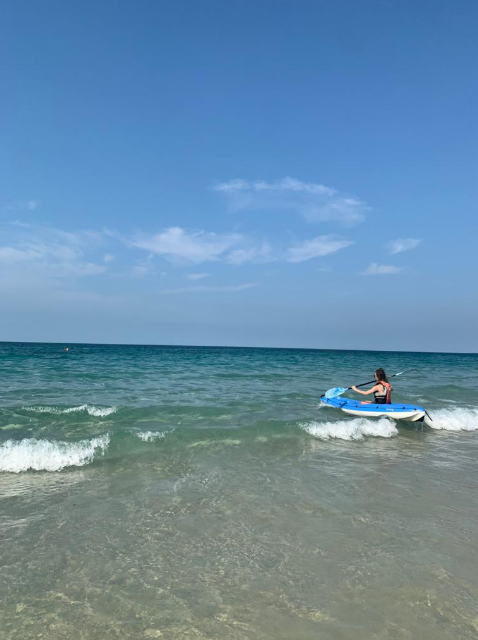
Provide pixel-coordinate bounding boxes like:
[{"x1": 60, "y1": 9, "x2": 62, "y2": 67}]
[{"x1": 321, "y1": 395, "x2": 426, "y2": 422}]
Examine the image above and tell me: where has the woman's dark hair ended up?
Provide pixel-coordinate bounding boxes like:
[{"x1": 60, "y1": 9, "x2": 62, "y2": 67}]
[{"x1": 375, "y1": 368, "x2": 389, "y2": 382}]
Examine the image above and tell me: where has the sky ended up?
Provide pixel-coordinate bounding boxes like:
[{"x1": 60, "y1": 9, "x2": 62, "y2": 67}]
[{"x1": 1, "y1": 0, "x2": 477, "y2": 352}]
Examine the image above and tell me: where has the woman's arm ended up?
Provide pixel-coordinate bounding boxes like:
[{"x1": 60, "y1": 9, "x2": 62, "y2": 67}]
[{"x1": 351, "y1": 384, "x2": 380, "y2": 396}]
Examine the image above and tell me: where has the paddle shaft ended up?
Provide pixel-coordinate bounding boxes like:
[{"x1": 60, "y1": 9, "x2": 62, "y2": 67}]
[{"x1": 349, "y1": 368, "x2": 413, "y2": 391}]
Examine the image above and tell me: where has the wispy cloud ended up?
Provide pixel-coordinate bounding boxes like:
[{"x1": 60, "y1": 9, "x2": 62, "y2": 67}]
[
  {"x1": 131, "y1": 227, "x2": 274, "y2": 266},
  {"x1": 131, "y1": 264, "x2": 150, "y2": 278},
  {"x1": 0, "y1": 242, "x2": 80, "y2": 267},
  {"x1": 214, "y1": 177, "x2": 336, "y2": 197},
  {"x1": 10, "y1": 220, "x2": 32, "y2": 228},
  {"x1": 226, "y1": 243, "x2": 273, "y2": 265},
  {"x1": 159, "y1": 283, "x2": 257, "y2": 294},
  {"x1": 131, "y1": 227, "x2": 242, "y2": 264},
  {"x1": 130, "y1": 253, "x2": 159, "y2": 278},
  {"x1": 387, "y1": 238, "x2": 421, "y2": 254},
  {"x1": 0, "y1": 224, "x2": 107, "y2": 279},
  {"x1": 4, "y1": 199, "x2": 38, "y2": 212},
  {"x1": 361, "y1": 263, "x2": 403, "y2": 275},
  {"x1": 61, "y1": 262, "x2": 107, "y2": 276},
  {"x1": 287, "y1": 236, "x2": 353, "y2": 263},
  {"x1": 186, "y1": 272, "x2": 211, "y2": 281},
  {"x1": 213, "y1": 177, "x2": 367, "y2": 225}
]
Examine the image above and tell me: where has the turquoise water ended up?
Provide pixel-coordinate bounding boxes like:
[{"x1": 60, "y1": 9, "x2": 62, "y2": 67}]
[{"x1": 1, "y1": 342, "x2": 478, "y2": 639}]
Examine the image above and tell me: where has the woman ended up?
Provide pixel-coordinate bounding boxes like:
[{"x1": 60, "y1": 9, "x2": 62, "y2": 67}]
[{"x1": 352, "y1": 368, "x2": 392, "y2": 404}]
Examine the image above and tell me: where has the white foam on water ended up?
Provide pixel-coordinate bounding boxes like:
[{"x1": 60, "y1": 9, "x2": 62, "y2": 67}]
[
  {"x1": 136, "y1": 430, "x2": 167, "y2": 442},
  {"x1": 23, "y1": 405, "x2": 117, "y2": 417},
  {"x1": 302, "y1": 418, "x2": 398, "y2": 441},
  {"x1": 188, "y1": 438, "x2": 241, "y2": 449},
  {"x1": 0, "y1": 435, "x2": 110, "y2": 473},
  {"x1": 0, "y1": 423, "x2": 25, "y2": 430},
  {"x1": 426, "y1": 407, "x2": 478, "y2": 432},
  {"x1": 84, "y1": 406, "x2": 116, "y2": 417}
]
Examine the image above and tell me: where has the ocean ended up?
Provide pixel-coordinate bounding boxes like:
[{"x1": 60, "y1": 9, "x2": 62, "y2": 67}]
[{"x1": 1, "y1": 342, "x2": 478, "y2": 639}]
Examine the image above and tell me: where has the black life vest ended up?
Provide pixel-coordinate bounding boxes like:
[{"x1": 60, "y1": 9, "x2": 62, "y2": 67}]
[{"x1": 374, "y1": 382, "x2": 392, "y2": 404}]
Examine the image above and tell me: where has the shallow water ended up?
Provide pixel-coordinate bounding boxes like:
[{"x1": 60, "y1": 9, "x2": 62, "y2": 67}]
[{"x1": 1, "y1": 343, "x2": 478, "y2": 639}]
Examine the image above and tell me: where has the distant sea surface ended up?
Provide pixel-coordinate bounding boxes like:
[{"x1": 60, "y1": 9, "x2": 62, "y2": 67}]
[{"x1": 1, "y1": 342, "x2": 478, "y2": 639}]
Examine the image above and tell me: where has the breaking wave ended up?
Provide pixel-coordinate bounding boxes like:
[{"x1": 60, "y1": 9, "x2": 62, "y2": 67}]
[
  {"x1": 136, "y1": 430, "x2": 168, "y2": 442},
  {"x1": 23, "y1": 405, "x2": 117, "y2": 418},
  {"x1": 426, "y1": 407, "x2": 478, "y2": 432},
  {"x1": 0, "y1": 435, "x2": 110, "y2": 473},
  {"x1": 301, "y1": 418, "x2": 398, "y2": 441}
]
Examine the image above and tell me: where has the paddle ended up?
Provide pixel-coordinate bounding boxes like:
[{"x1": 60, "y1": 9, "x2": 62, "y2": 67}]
[{"x1": 323, "y1": 369, "x2": 414, "y2": 400}]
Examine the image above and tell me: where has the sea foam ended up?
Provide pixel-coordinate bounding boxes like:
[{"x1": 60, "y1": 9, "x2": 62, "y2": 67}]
[
  {"x1": 302, "y1": 418, "x2": 398, "y2": 441},
  {"x1": 136, "y1": 430, "x2": 167, "y2": 442},
  {"x1": 0, "y1": 435, "x2": 110, "y2": 473},
  {"x1": 426, "y1": 407, "x2": 478, "y2": 432},
  {"x1": 24, "y1": 405, "x2": 116, "y2": 417}
]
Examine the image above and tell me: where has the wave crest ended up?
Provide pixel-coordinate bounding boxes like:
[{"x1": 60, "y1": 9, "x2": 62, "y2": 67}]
[
  {"x1": 23, "y1": 405, "x2": 116, "y2": 417},
  {"x1": 302, "y1": 418, "x2": 398, "y2": 441},
  {"x1": 0, "y1": 435, "x2": 110, "y2": 473},
  {"x1": 136, "y1": 431, "x2": 167, "y2": 442},
  {"x1": 427, "y1": 408, "x2": 478, "y2": 432}
]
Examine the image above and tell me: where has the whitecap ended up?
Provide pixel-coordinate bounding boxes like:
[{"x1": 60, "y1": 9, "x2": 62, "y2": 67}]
[
  {"x1": 426, "y1": 408, "x2": 478, "y2": 432},
  {"x1": 0, "y1": 435, "x2": 110, "y2": 473},
  {"x1": 136, "y1": 431, "x2": 167, "y2": 442},
  {"x1": 301, "y1": 418, "x2": 398, "y2": 441},
  {"x1": 23, "y1": 405, "x2": 116, "y2": 418},
  {"x1": 85, "y1": 406, "x2": 116, "y2": 417}
]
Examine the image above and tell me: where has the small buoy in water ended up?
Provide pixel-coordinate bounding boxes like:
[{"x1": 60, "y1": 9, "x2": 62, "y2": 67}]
[{"x1": 64, "y1": 347, "x2": 69, "y2": 352}]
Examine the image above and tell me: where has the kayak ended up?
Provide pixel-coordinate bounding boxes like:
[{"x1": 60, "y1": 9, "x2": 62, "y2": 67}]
[{"x1": 320, "y1": 395, "x2": 426, "y2": 422}]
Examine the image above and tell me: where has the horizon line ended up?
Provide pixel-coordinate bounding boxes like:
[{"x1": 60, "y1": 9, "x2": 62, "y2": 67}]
[{"x1": 0, "y1": 339, "x2": 476, "y2": 356}]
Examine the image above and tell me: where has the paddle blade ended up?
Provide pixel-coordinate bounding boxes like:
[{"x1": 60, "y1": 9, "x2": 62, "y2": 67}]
[{"x1": 324, "y1": 387, "x2": 348, "y2": 399}]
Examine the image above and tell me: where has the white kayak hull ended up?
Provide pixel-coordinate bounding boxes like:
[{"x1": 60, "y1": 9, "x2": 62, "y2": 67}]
[
  {"x1": 321, "y1": 395, "x2": 426, "y2": 422},
  {"x1": 338, "y1": 406, "x2": 425, "y2": 422}
]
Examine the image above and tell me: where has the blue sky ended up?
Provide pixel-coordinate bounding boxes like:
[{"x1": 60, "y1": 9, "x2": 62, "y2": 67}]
[{"x1": 1, "y1": 0, "x2": 477, "y2": 352}]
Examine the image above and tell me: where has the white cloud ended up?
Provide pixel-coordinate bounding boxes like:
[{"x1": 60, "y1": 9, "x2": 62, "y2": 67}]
[
  {"x1": 103, "y1": 253, "x2": 115, "y2": 263},
  {"x1": 0, "y1": 225, "x2": 107, "y2": 279},
  {"x1": 131, "y1": 264, "x2": 150, "y2": 278},
  {"x1": 11, "y1": 220, "x2": 32, "y2": 228},
  {"x1": 214, "y1": 177, "x2": 336, "y2": 197},
  {"x1": 361, "y1": 263, "x2": 403, "y2": 275},
  {"x1": 0, "y1": 242, "x2": 79, "y2": 265},
  {"x1": 132, "y1": 227, "x2": 242, "y2": 264},
  {"x1": 387, "y1": 238, "x2": 421, "y2": 254},
  {"x1": 213, "y1": 178, "x2": 250, "y2": 193},
  {"x1": 131, "y1": 227, "x2": 273, "y2": 266},
  {"x1": 130, "y1": 253, "x2": 157, "y2": 277},
  {"x1": 159, "y1": 283, "x2": 257, "y2": 294},
  {"x1": 226, "y1": 243, "x2": 273, "y2": 265},
  {"x1": 61, "y1": 262, "x2": 107, "y2": 276},
  {"x1": 0, "y1": 246, "x2": 41, "y2": 262},
  {"x1": 4, "y1": 199, "x2": 38, "y2": 212},
  {"x1": 287, "y1": 236, "x2": 353, "y2": 263},
  {"x1": 213, "y1": 177, "x2": 367, "y2": 225},
  {"x1": 300, "y1": 197, "x2": 366, "y2": 224},
  {"x1": 186, "y1": 272, "x2": 210, "y2": 281}
]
